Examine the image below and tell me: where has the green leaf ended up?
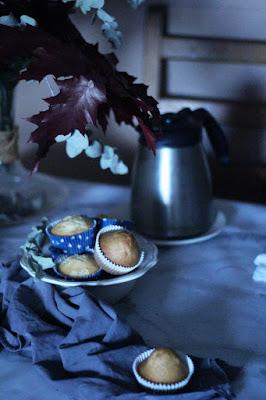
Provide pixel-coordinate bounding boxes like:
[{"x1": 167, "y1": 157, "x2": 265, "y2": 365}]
[{"x1": 30, "y1": 253, "x2": 54, "y2": 270}]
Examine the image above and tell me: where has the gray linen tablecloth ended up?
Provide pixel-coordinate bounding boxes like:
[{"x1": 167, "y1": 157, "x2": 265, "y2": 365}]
[{"x1": 1, "y1": 177, "x2": 266, "y2": 399}]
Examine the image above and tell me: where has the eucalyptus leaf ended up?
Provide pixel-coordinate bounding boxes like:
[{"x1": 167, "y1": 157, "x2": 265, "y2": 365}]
[
  {"x1": 22, "y1": 218, "x2": 49, "y2": 256},
  {"x1": 100, "y1": 155, "x2": 111, "y2": 170},
  {"x1": 111, "y1": 160, "x2": 128, "y2": 175},
  {"x1": 65, "y1": 130, "x2": 89, "y2": 158},
  {"x1": 22, "y1": 242, "x2": 38, "y2": 252},
  {"x1": 30, "y1": 253, "x2": 54, "y2": 270},
  {"x1": 85, "y1": 140, "x2": 102, "y2": 158},
  {"x1": 26, "y1": 228, "x2": 42, "y2": 241},
  {"x1": 0, "y1": 14, "x2": 18, "y2": 27},
  {"x1": 63, "y1": 0, "x2": 105, "y2": 14},
  {"x1": 20, "y1": 15, "x2": 38, "y2": 27},
  {"x1": 28, "y1": 256, "x2": 44, "y2": 279},
  {"x1": 22, "y1": 218, "x2": 53, "y2": 279},
  {"x1": 55, "y1": 133, "x2": 72, "y2": 143},
  {"x1": 99, "y1": 145, "x2": 128, "y2": 174},
  {"x1": 101, "y1": 21, "x2": 122, "y2": 48},
  {"x1": 97, "y1": 9, "x2": 115, "y2": 23},
  {"x1": 100, "y1": 145, "x2": 115, "y2": 169}
]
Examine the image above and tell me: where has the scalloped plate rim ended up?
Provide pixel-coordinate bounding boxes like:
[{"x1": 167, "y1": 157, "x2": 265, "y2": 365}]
[{"x1": 20, "y1": 234, "x2": 158, "y2": 287}]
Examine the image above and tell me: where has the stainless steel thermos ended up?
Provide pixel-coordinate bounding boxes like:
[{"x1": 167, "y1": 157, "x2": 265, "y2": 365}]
[{"x1": 131, "y1": 108, "x2": 228, "y2": 239}]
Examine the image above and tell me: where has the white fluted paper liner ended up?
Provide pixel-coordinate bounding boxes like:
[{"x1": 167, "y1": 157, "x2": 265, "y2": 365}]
[
  {"x1": 94, "y1": 225, "x2": 144, "y2": 276},
  {"x1": 132, "y1": 348, "x2": 194, "y2": 392}
]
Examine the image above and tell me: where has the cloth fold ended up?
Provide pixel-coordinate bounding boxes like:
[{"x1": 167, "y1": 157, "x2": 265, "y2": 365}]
[{"x1": 0, "y1": 259, "x2": 235, "y2": 399}]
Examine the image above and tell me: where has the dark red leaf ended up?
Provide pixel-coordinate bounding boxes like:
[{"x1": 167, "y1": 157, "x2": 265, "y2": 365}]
[
  {"x1": 137, "y1": 118, "x2": 157, "y2": 155},
  {"x1": 20, "y1": 44, "x2": 90, "y2": 82},
  {"x1": 29, "y1": 76, "x2": 106, "y2": 159}
]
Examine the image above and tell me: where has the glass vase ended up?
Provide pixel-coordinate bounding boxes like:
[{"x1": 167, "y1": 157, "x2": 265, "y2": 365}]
[{"x1": 0, "y1": 80, "x2": 64, "y2": 225}]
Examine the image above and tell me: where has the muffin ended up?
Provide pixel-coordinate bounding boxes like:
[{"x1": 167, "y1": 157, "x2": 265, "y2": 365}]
[
  {"x1": 133, "y1": 347, "x2": 194, "y2": 392},
  {"x1": 138, "y1": 348, "x2": 188, "y2": 384},
  {"x1": 100, "y1": 230, "x2": 139, "y2": 267},
  {"x1": 94, "y1": 225, "x2": 144, "y2": 275},
  {"x1": 56, "y1": 254, "x2": 101, "y2": 280},
  {"x1": 51, "y1": 215, "x2": 92, "y2": 236},
  {"x1": 46, "y1": 215, "x2": 97, "y2": 255}
]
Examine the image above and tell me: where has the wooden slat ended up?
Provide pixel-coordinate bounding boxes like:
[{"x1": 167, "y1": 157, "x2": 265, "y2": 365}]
[
  {"x1": 162, "y1": 36, "x2": 266, "y2": 64},
  {"x1": 143, "y1": 6, "x2": 165, "y2": 98}
]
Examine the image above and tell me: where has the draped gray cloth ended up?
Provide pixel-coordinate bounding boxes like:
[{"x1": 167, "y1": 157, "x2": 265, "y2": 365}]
[{"x1": 0, "y1": 259, "x2": 235, "y2": 400}]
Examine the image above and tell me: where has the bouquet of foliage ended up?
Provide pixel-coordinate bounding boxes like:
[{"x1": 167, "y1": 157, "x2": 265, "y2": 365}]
[{"x1": 0, "y1": 0, "x2": 159, "y2": 175}]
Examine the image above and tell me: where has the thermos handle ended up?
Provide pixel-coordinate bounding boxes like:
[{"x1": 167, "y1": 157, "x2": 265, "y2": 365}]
[{"x1": 193, "y1": 108, "x2": 229, "y2": 164}]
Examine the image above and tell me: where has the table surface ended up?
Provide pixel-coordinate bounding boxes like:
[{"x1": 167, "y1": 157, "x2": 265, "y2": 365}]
[{"x1": 1, "y1": 177, "x2": 266, "y2": 399}]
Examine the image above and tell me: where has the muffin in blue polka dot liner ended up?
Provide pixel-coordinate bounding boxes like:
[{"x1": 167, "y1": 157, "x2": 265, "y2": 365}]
[
  {"x1": 96, "y1": 215, "x2": 134, "y2": 231},
  {"x1": 46, "y1": 215, "x2": 97, "y2": 255},
  {"x1": 53, "y1": 252, "x2": 103, "y2": 281}
]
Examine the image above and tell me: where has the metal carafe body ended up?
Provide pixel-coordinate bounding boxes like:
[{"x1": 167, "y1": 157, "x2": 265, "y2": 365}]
[{"x1": 131, "y1": 109, "x2": 228, "y2": 239}]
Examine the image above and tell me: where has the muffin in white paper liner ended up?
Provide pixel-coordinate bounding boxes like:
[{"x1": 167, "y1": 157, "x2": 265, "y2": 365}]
[
  {"x1": 132, "y1": 348, "x2": 194, "y2": 392},
  {"x1": 94, "y1": 225, "x2": 144, "y2": 276}
]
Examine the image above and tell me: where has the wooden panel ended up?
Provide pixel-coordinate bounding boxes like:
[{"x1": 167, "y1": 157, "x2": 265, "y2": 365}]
[
  {"x1": 162, "y1": 36, "x2": 266, "y2": 64},
  {"x1": 168, "y1": 0, "x2": 266, "y2": 41},
  {"x1": 166, "y1": 60, "x2": 266, "y2": 102}
]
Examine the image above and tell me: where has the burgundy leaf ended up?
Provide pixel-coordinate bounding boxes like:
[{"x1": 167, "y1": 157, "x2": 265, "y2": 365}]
[
  {"x1": 137, "y1": 118, "x2": 157, "y2": 155},
  {"x1": 97, "y1": 103, "x2": 111, "y2": 132},
  {"x1": 20, "y1": 44, "x2": 90, "y2": 82},
  {"x1": 29, "y1": 76, "x2": 106, "y2": 160},
  {"x1": 0, "y1": 25, "x2": 55, "y2": 67}
]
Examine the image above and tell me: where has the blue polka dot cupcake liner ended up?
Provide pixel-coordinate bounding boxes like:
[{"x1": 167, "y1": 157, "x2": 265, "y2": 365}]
[
  {"x1": 97, "y1": 217, "x2": 134, "y2": 231},
  {"x1": 132, "y1": 348, "x2": 194, "y2": 393},
  {"x1": 53, "y1": 252, "x2": 103, "y2": 281},
  {"x1": 49, "y1": 246, "x2": 64, "y2": 261},
  {"x1": 46, "y1": 217, "x2": 97, "y2": 255}
]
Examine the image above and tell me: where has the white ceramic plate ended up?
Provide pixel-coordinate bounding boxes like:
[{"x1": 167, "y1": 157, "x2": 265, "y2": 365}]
[
  {"x1": 153, "y1": 211, "x2": 226, "y2": 246},
  {"x1": 20, "y1": 232, "x2": 158, "y2": 288}
]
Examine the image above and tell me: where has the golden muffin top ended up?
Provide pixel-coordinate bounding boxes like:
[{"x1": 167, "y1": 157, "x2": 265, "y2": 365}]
[
  {"x1": 138, "y1": 347, "x2": 188, "y2": 384},
  {"x1": 58, "y1": 254, "x2": 100, "y2": 278},
  {"x1": 99, "y1": 230, "x2": 139, "y2": 267},
  {"x1": 51, "y1": 215, "x2": 92, "y2": 236}
]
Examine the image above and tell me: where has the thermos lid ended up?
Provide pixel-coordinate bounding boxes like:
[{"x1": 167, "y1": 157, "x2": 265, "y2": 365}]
[
  {"x1": 138, "y1": 108, "x2": 229, "y2": 164},
  {"x1": 139, "y1": 108, "x2": 202, "y2": 149}
]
